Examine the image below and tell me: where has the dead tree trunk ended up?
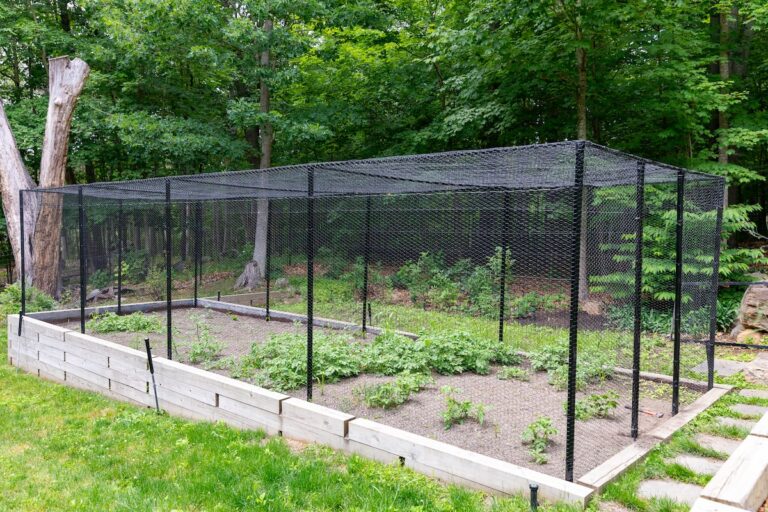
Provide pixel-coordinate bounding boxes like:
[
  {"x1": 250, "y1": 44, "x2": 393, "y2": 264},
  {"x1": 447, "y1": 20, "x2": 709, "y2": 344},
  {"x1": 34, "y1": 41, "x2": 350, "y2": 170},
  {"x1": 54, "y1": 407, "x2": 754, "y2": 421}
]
[
  {"x1": 575, "y1": 26, "x2": 590, "y2": 303},
  {"x1": 0, "y1": 56, "x2": 89, "y2": 296}
]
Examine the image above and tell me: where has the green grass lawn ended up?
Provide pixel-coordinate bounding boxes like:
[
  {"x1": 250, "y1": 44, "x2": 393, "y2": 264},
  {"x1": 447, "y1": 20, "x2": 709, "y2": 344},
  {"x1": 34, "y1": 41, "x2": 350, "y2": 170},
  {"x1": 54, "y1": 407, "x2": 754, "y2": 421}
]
[{"x1": 0, "y1": 326, "x2": 587, "y2": 512}]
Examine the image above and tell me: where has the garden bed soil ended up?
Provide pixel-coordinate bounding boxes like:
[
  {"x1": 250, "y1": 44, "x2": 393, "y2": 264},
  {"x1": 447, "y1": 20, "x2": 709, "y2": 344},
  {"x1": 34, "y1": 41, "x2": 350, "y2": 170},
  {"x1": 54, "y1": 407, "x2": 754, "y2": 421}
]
[{"x1": 58, "y1": 306, "x2": 698, "y2": 479}]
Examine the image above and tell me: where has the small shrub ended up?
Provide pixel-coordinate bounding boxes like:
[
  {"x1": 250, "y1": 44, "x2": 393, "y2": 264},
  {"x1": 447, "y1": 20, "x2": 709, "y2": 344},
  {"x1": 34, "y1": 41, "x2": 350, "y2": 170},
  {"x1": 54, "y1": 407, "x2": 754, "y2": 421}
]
[
  {"x1": 497, "y1": 366, "x2": 530, "y2": 381},
  {"x1": 440, "y1": 386, "x2": 489, "y2": 430},
  {"x1": 355, "y1": 373, "x2": 433, "y2": 409},
  {"x1": 87, "y1": 312, "x2": 163, "y2": 333},
  {"x1": 521, "y1": 417, "x2": 558, "y2": 464},
  {"x1": 362, "y1": 331, "x2": 430, "y2": 375},
  {"x1": 569, "y1": 391, "x2": 620, "y2": 420},
  {"x1": 146, "y1": 267, "x2": 166, "y2": 300},
  {"x1": 0, "y1": 283, "x2": 56, "y2": 315},
  {"x1": 89, "y1": 269, "x2": 112, "y2": 289}
]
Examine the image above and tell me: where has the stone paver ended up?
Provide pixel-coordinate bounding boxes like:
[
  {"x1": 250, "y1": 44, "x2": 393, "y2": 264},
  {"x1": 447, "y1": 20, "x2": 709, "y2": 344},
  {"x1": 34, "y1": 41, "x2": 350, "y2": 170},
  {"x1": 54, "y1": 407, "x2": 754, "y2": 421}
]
[
  {"x1": 716, "y1": 416, "x2": 757, "y2": 430},
  {"x1": 694, "y1": 433, "x2": 741, "y2": 455},
  {"x1": 740, "y1": 388, "x2": 768, "y2": 400},
  {"x1": 745, "y1": 352, "x2": 768, "y2": 385},
  {"x1": 691, "y1": 359, "x2": 747, "y2": 377},
  {"x1": 731, "y1": 403, "x2": 768, "y2": 418},
  {"x1": 672, "y1": 454, "x2": 724, "y2": 475},
  {"x1": 598, "y1": 502, "x2": 631, "y2": 512},
  {"x1": 637, "y1": 480, "x2": 702, "y2": 506}
]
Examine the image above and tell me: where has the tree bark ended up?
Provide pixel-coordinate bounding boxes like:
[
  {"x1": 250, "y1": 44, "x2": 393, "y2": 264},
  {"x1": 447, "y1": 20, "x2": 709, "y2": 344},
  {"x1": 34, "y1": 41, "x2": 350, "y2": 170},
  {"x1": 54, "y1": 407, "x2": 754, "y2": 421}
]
[
  {"x1": 575, "y1": 29, "x2": 589, "y2": 302},
  {"x1": 32, "y1": 56, "x2": 90, "y2": 296}
]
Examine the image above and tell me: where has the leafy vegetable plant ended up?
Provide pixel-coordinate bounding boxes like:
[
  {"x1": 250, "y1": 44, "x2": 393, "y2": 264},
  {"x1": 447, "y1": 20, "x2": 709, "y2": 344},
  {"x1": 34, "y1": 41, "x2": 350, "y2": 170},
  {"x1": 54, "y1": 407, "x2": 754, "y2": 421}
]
[
  {"x1": 521, "y1": 417, "x2": 558, "y2": 464},
  {"x1": 440, "y1": 386, "x2": 489, "y2": 430},
  {"x1": 87, "y1": 312, "x2": 163, "y2": 334},
  {"x1": 569, "y1": 391, "x2": 620, "y2": 420},
  {"x1": 354, "y1": 373, "x2": 433, "y2": 409}
]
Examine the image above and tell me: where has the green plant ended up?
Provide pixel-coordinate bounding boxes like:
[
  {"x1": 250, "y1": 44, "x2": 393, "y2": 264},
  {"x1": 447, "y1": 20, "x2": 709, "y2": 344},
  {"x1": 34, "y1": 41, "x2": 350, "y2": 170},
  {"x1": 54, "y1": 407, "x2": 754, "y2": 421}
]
[
  {"x1": 354, "y1": 373, "x2": 432, "y2": 409},
  {"x1": 362, "y1": 331, "x2": 430, "y2": 375},
  {"x1": 122, "y1": 249, "x2": 149, "y2": 282},
  {"x1": 510, "y1": 292, "x2": 566, "y2": 319},
  {"x1": 569, "y1": 391, "x2": 620, "y2": 420},
  {"x1": 423, "y1": 331, "x2": 495, "y2": 375},
  {"x1": 89, "y1": 269, "x2": 112, "y2": 289},
  {"x1": 521, "y1": 417, "x2": 558, "y2": 464},
  {"x1": 497, "y1": 366, "x2": 530, "y2": 381},
  {"x1": 440, "y1": 386, "x2": 488, "y2": 430},
  {"x1": 529, "y1": 339, "x2": 614, "y2": 391},
  {"x1": 186, "y1": 314, "x2": 224, "y2": 366},
  {"x1": 87, "y1": 312, "x2": 163, "y2": 333},
  {"x1": 146, "y1": 266, "x2": 166, "y2": 300},
  {"x1": 0, "y1": 283, "x2": 56, "y2": 315}
]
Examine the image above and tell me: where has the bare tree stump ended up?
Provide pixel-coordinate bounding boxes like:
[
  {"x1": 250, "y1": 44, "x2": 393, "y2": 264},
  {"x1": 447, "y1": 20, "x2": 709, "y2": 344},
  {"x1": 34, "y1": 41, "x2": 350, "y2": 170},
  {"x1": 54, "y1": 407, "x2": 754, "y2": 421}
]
[{"x1": 235, "y1": 260, "x2": 263, "y2": 290}]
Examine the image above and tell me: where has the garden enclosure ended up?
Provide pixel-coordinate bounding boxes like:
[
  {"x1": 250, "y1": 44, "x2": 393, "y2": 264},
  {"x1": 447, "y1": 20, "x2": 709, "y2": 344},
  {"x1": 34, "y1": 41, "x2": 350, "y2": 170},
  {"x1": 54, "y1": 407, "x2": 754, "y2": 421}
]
[{"x1": 18, "y1": 140, "x2": 725, "y2": 482}]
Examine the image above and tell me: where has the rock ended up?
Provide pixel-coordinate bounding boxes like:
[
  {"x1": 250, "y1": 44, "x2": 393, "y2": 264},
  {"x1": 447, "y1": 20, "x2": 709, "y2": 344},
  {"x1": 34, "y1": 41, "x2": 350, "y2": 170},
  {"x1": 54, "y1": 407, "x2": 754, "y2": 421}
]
[
  {"x1": 691, "y1": 358, "x2": 747, "y2": 377},
  {"x1": 741, "y1": 388, "x2": 768, "y2": 400},
  {"x1": 672, "y1": 454, "x2": 724, "y2": 475},
  {"x1": 745, "y1": 352, "x2": 768, "y2": 386},
  {"x1": 581, "y1": 300, "x2": 604, "y2": 316},
  {"x1": 716, "y1": 416, "x2": 757, "y2": 430},
  {"x1": 694, "y1": 433, "x2": 741, "y2": 455},
  {"x1": 736, "y1": 329, "x2": 765, "y2": 344},
  {"x1": 736, "y1": 280, "x2": 768, "y2": 333},
  {"x1": 730, "y1": 403, "x2": 768, "y2": 418},
  {"x1": 637, "y1": 480, "x2": 702, "y2": 506}
]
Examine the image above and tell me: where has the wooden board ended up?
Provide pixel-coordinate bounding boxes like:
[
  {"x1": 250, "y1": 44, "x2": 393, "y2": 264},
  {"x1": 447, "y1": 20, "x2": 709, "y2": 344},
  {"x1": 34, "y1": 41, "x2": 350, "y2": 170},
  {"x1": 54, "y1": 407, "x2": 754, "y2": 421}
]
[{"x1": 701, "y1": 434, "x2": 768, "y2": 511}]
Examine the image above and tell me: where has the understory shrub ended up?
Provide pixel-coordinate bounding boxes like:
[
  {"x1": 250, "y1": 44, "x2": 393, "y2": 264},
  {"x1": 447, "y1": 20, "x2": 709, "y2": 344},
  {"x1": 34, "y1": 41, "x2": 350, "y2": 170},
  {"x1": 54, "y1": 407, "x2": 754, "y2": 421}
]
[
  {"x1": 87, "y1": 311, "x2": 163, "y2": 333},
  {"x1": 0, "y1": 283, "x2": 56, "y2": 315},
  {"x1": 354, "y1": 373, "x2": 433, "y2": 409},
  {"x1": 440, "y1": 386, "x2": 489, "y2": 430}
]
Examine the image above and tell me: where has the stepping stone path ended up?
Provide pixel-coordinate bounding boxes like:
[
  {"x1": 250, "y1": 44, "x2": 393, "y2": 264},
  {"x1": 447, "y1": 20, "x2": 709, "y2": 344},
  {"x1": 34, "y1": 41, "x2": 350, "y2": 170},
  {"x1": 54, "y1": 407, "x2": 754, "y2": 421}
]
[
  {"x1": 740, "y1": 388, "x2": 768, "y2": 400},
  {"x1": 730, "y1": 403, "x2": 768, "y2": 418},
  {"x1": 716, "y1": 416, "x2": 757, "y2": 430},
  {"x1": 694, "y1": 433, "x2": 741, "y2": 455},
  {"x1": 691, "y1": 358, "x2": 747, "y2": 376},
  {"x1": 672, "y1": 454, "x2": 724, "y2": 475},
  {"x1": 637, "y1": 480, "x2": 702, "y2": 506}
]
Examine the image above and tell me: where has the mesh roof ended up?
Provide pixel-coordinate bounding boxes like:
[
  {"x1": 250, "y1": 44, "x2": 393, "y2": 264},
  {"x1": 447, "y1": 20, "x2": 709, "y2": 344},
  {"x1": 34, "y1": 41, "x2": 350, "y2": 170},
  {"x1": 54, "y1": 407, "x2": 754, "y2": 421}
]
[{"x1": 33, "y1": 141, "x2": 724, "y2": 201}]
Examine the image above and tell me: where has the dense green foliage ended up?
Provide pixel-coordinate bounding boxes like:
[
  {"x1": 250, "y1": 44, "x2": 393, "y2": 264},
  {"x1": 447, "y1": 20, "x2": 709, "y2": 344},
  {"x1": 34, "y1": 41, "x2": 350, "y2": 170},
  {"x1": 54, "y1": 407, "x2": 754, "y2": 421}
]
[
  {"x1": 86, "y1": 311, "x2": 163, "y2": 333},
  {"x1": 354, "y1": 372, "x2": 433, "y2": 409},
  {"x1": 0, "y1": 283, "x2": 56, "y2": 316}
]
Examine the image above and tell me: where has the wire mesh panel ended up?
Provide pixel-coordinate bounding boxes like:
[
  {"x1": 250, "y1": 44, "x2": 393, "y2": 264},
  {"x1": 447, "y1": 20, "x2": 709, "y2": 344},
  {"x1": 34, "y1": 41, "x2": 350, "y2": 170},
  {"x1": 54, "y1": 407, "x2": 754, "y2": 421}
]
[{"x1": 18, "y1": 141, "x2": 726, "y2": 482}]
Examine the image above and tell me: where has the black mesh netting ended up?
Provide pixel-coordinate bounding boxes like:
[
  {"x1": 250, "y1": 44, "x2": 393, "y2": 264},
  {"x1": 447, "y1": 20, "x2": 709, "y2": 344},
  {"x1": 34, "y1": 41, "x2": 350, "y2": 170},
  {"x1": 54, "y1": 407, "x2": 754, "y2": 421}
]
[{"x1": 21, "y1": 141, "x2": 725, "y2": 481}]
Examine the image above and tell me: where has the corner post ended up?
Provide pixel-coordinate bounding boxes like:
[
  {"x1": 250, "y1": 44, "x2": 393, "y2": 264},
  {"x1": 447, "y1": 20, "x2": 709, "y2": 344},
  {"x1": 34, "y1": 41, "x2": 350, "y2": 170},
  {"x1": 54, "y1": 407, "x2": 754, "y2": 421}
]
[
  {"x1": 265, "y1": 199, "x2": 272, "y2": 320},
  {"x1": 18, "y1": 190, "x2": 26, "y2": 336},
  {"x1": 78, "y1": 187, "x2": 87, "y2": 334},
  {"x1": 707, "y1": 206, "x2": 724, "y2": 390},
  {"x1": 362, "y1": 196, "x2": 372, "y2": 332},
  {"x1": 165, "y1": 180, "x2": 173, "y2": 360},
  {"x1": 498, "y1": 191, "x2": 511, "y2": 343},
  {"x1": 631, "y1": 162, "x2": 645, "y2": 439},
  {"x1": 672, "y1": 169, "x2": 686, "y2": 415},
  {"x1": 306, "y1": 168, "x2": 315, "y2": 401},
  {"x1": 194, "y1": 201, "x2": 202, "y2": 307},
  {"x1": 565, "y1": 141, "x2": 586, "y2": 482},
  {"x1": 117, "y1": 199, "x2": 124, "y2": 315}
]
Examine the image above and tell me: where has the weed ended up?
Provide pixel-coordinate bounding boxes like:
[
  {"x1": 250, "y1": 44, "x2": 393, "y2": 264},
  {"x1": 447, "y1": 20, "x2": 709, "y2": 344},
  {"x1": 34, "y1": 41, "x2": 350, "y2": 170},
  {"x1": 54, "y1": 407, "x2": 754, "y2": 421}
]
[
  {"x1": 440, "y1": 386, "x2": 489, "y2": 430},
  {"x1": 87, "y1": 312, "x2": 163, "y2": 334},
  {"x1": 354, "y1": 373, "x2": 433, "y2": 409},
  {"x1": 569, "y1": 391, "x2": 620, "y2": 420},
  {"x1": 186, "y1": 314, "x2": 224, "y2": 366},
  {"x1": 521, "y1": 417, "x2": 558, "y2": 464},
  {"x1": 497, "y1": 366, "x2": 530, "y2": 381}
]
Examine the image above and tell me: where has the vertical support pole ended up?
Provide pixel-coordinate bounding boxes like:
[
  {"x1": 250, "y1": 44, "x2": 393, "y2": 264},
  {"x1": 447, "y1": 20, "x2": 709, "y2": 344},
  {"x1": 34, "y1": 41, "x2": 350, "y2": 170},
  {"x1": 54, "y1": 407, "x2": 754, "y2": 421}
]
[
  {"x1": 194, "y1": 201, "x2": 202, "y2": 307},
  {"x1": 672, "y1": 169, "x2": 686, "y2": 415},
  {"x1": 165, "y1": 179, "x2": 173, "y2": 360},
  {"x1": 498, "y1": 191, "x2": 511, "y2": 343},
  {"x1": 706, "y1": 206, "x2": 724, "y2": 390},
  {"x1": 362, "y1": 196, "x2": 372, "y2": 332},
  {"x1": 631, "y1": 162, "x2": 645, "y2": 440},
  {"x1": 265, "y1": 200, "x2": 272, "y2": 320},
  {"x1": 565, "y1": 141, "x2": 586, "y2": 482},
  {"x1": 306, "y1": 168, "x2": 315, "y2": 401},
  {"x1": 78, "y1": 187, "x2": 87, "y2": 334},
  {"x1": 18, "y1": 190, "x2": 26, "y2": 336},
  {"x1": 117, "y1": 199, "x2": 124, "y2": 315}
]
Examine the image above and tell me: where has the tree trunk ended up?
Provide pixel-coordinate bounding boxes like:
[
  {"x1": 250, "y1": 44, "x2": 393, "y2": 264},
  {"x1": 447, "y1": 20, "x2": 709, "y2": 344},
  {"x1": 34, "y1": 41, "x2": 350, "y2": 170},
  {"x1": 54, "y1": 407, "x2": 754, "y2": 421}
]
[
  {"x1": 32, "y1": 57, "x2": 90, "y2": 297},
  {"x1": 575, "y1": 30, "x2": 589, "y2": 303}
]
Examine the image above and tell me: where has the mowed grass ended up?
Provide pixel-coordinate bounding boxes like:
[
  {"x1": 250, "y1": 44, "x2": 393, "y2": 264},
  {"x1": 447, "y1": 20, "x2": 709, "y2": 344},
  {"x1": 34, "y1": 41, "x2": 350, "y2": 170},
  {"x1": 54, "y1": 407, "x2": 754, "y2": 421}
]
[{"x1": 0, "y1": 326, "x2": 588, "y2": 512}]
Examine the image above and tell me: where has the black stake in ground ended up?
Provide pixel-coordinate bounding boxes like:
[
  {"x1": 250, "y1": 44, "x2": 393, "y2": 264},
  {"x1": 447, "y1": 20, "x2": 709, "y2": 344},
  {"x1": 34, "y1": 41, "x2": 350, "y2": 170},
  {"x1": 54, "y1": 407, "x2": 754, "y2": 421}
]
[
  {"x1": 362, "y1": 195, "x2": 372, "y2": 332},
  {"x1": 565, "y1": 141, "x2": 585, "y2": 482},
  {"x1": 18, "y1": 190, "x2": 25, "y2": 336},
  {"x1": 78, "y1": 186, "x2": 87, "y2": 334},
  {"x1": 117, "y1": 199, "x2": 124, "y2": 315},
  {"x1": 706, "y1": 206, "x2": 724, "y2": 390},
  {"x1": 672, "y1": 169, "x2": 685, "y2": 415},
  {"x1": 498, "y1": 191, "x2": 511, "y2": 343},
  {"x1": 165, "y1": 180, "x2": 173, "y2": 360},
  {"x1": 144, "y1": 338, "x2": 161, "y2": 413},
  {"x1": 306, "y1": 168, "x2": 315, "y2": 401},
  {"x1": 631, "y1": 161, "x2": 645, "y2": 440}
]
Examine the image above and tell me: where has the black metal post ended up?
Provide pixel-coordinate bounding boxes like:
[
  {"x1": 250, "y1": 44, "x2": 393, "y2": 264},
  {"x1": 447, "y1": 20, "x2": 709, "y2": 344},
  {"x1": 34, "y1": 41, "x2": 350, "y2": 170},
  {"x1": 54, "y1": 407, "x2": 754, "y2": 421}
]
[
  {"x1": 631, "y1": 162, "x2": 645, "y2": 440},
  {"x1": 18, "y1": 190, "x2": 25, "y2": 336},
  {"x1": 498, "y1": 191, "x2": 511, "y2": 343},
  {"x1": 78, "y1": 187, "x2": 87, "y2": 334},
  {"x1": 565, "y1": 141, "x2": 586, "y2": 482},
  {"x1": 265, "y1": 200, "x2": 272, "y2": 320},
  {"x1": 672, "y1": 169, "x2": 685, "y2": 415},
  {"x1": 529, "y1": 483, "x2": 539, "y2": 512},
  {"x1": 362, "y1": 196, "x2": 372, "y2": 332},
  {"x1": 193, "y1": 201, "x2": 202, "y2": 307},
  {"x1": 165, "y1": 180, "x2": 173, "y2": 360},
  {"x1": 707, "y1": 206, "x2": 724, "y2": 390},
  {"x1": 306, "y1": 168, "x2": 315, "y2": 401},
  {"x1": 117, "y1": 199, "x2": 124, "y2": 315}
]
